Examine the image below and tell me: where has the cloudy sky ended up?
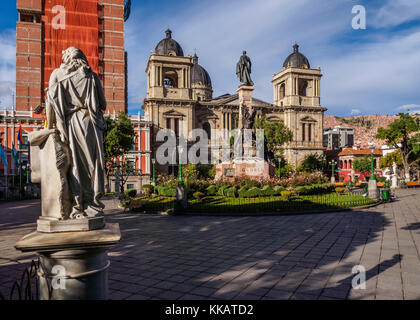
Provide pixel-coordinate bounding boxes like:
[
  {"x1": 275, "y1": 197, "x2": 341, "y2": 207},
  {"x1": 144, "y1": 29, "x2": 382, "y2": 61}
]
[{"x1": 1, "y1": 0, "x2": 419, "y2": 116}]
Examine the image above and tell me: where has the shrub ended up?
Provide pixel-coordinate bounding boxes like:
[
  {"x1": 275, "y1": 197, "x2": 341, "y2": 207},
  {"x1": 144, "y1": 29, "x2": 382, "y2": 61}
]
[
  {"x1": 273, "y1": 186, "x2": 285, "y2": 195},
  {"x1": 335, "y1": 187, "x2": 345, "y2": 194},
  {"x1": 218, "y1": 185, "x2": 230, "y2": 196},
  {"x1": 124, "y1": 188, "x2": 137, "y2": 198},
  {"x1": 261, "y1": 185, "x2": 275, "y2": 196},
  {"x1": 280, "y1": 190, "x2": 292, "y2": 201},
  {"x1": 156, "y1": 186, "x2": 176, "y2": 197},
  {"x1": 241, "y1": 187, "x2": 262, "y2": 198},
  {"x1": 205, "y1": 185, "x2": 217, "y2": 196},
  {"x1": 193, "y1": 191, "x2": 205, "y2": 199},
  {"x1": 225, "y1": 187, "x2": 237, "y2": 198},
  {"x1": 142, "y1": 184, "x2": 154, "y2": 197},
  {"x1": 376, "y1": 176, "x2": 387, "y2": 183}
]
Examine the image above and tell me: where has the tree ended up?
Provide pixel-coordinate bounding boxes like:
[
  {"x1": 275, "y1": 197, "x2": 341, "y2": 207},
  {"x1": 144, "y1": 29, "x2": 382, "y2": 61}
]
[
  {"x1": 379, "y1": 150, "x2": 402, "y2": 170},
  {"x1": 115, "y1": 161, "x2": 136, "y2": 193},
  {"x1": 376, "y1": 113, "x2": 420, "y2": 181},
  {"x1": 103, "y1": 112, "x2": 135, "y2": 192},
  {"x1": 353, "y1": 156, "x2": 371, "y2": 179},
  {"x1": 253, "y1": 116, "x2": 293, "y2": 156},
  {"x1": 297, "y1": 153, "x2": 325, "y2": 173}
]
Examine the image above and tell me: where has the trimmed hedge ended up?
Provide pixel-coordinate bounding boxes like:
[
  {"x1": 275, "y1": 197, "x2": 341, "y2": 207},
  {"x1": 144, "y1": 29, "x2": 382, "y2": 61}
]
[
  {"x1": 193, "y1": 191, "x2": 205, "y2": 199},
  {"x1": 225, "y1": 187, "x2": 237, "y2": 198},
  {"x1": 156, "y1": 186, "x2": 177, "y2": 197},
  {"x1": 240, "y1": 187, "x2": 262, "y2": 198},
  {"x1": 295, "y1": 184, "x2": 335, "y2": 196},
  {"x1": 124, "y1": 188, "x2": 137, "y2": 198},
  {"x1": 261, "y1": 185, "x2": 276, "y2": 196},
  {"x1": 142, "y1": 184, "x2": 154, "y2": 196},
  {"x1": 205, "y1": 185, "x2": 217, "y2": 196}
]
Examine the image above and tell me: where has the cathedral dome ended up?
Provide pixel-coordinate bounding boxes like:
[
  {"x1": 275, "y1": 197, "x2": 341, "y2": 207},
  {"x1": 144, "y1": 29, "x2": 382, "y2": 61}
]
[
  {"x1": 191, "y1": 54, "x2": 212, "y2": 87},
  {"x1": 283, "y1": 44, "x2": 310, "y2": 69},
  {"x1": 155, "y1": 29, "x2": 184, "y2": 56}
]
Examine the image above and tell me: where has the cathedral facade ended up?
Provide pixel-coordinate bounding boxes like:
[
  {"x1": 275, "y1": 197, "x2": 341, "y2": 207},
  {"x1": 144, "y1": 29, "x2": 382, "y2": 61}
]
[{"x1": 143, "y1": 30, "x2": 326, "y2": 174}]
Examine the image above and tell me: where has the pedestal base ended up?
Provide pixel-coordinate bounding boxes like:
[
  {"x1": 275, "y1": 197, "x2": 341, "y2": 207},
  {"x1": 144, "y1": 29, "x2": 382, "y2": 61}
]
[
  {"x1": 37, "y1": 216, "x2": 105, "y2": 233},
  {"x1": 15, "y1": 223, "x2": 121, "y2": 300},
  {"x1": 368, "y1": 179, "x2": 379, "y2": 201},
  {"x1": 215, "y1": 159, "x2": 273, "y2": 180},
  {"x1": 176, "y1": 186, "x2": 188, "y2": 209}
]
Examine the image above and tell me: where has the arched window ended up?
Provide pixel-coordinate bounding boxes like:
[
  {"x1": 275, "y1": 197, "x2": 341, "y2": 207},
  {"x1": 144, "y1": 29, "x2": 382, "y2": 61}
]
[
  {"x1": 163, "y1": 70, "x2": 178, "y2": 88},
  {"x1": 299, "y1": 79, "x2": 308, "y2": 96},
  {"x1": 203, "y1": 122, "x2": 211, "y2": 140},
  {"x1": 280, "y1": 83, "x2": 286, "y2": 99}
]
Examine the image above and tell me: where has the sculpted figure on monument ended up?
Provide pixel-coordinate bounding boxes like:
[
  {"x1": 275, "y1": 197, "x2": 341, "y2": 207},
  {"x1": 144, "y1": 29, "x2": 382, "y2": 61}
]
[
  {"x1": 43, "y1": 47, "x2": 107, "y2": 220},
  {"x1": 236, "y1": 51, "x2": 254, "y2": 86},
  {"x1": 241, "y1": 104, "x2": 256, "y2": 130}
]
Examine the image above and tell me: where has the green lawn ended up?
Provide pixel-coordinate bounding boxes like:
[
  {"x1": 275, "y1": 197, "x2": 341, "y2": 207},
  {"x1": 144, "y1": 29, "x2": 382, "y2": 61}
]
[{"x1": 143, "y1": 193, "x2": 375, "y2": 214}]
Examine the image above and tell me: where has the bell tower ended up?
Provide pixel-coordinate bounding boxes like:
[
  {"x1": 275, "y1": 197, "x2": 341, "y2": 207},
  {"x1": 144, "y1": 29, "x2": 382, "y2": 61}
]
[{"x1": 272, "y1": 44, "x2": 326, "y2": 168}]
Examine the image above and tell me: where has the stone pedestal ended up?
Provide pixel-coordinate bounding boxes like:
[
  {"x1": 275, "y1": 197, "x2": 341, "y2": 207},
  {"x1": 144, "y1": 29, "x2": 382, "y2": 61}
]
[
  {"x1": 368, "y1": 179, "x2": 379, "y2": 201},
  {"x1": 215, "y1": 159, "x2": 274, "y2": 180},
  {"x1": 15, "y1": 223, "x2": 120, "y2": 300},
  {"x1": 237, "y1": 85, "x2": 254, "y2": 130},
  {"x1": 37, "y1": 216, "x2": 105, "y2": 233},
  {"x1": 176, "y1": 186, "x2": 188, "y2": 209}
]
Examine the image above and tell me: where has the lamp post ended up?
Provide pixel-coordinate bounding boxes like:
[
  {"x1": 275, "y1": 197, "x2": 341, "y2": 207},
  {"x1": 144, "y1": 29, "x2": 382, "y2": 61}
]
[
  {"x1": 329, "y1": 160, "x2": 336, "y2": 183},
  {"x1": 177, "y1": 146, "x2": 184, "y2": 187},
  {"x1": 368, "y1": 146, "x2": 379, "y2": 201},
  {"x1": 151, "y1": 158, "x2": 156, "y2": 185},
  {"x1": 369, "y1": 146, "x2": 376, "y2": 181}
]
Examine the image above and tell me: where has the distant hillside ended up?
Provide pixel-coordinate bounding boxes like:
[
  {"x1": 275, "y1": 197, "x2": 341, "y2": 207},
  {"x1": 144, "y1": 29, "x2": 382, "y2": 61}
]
[{"x1": 324, "y1": 115, "x2": 399, "y2": 147}]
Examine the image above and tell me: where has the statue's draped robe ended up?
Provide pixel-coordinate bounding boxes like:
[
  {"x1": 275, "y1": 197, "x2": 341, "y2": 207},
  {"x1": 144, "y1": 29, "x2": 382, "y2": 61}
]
[
  {"x1": 236, "y1": 55, "x2": 253, "y2": 86},
  {"x1": 46, "y1": 68, "x2": 106, "y2": 216}
]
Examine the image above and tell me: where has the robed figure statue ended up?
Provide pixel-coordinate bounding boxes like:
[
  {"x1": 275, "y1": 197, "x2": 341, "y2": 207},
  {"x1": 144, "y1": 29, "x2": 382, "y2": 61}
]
[
  {"x1": 236, "y1": 51, "x2": 254, "y2": 86},
  {"x1": 45, "y1": 47, "x2": 107, "y2": 219}
]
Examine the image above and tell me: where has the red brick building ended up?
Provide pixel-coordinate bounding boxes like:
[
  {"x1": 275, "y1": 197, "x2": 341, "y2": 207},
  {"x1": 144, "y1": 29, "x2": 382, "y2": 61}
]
[{"x1": 16, "y1": 0, "x2": 127, "y2": 113}]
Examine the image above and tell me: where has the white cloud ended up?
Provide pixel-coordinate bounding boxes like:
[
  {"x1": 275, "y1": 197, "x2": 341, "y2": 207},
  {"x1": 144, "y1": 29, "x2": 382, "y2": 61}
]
[
  {"x1": 125, "y1": 0, "x2": 348, "y2": 112},
  {"x1": 372, "y1": 0, "x2": 420, "y2": 28},
  {"x1": 397, "y1": 104, "x2": 420, "y2": 110},
  {"x1": 0, "y1": 29, "x2": 16, "y2": 108},
  {"x1": 351, "y1": 109, "x2": 361, "y2": 115}
]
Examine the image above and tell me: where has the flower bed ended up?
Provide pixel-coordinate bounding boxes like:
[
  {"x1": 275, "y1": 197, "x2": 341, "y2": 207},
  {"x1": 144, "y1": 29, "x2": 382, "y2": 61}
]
[{"x1": 141, "y1": 193, "x2": 376, "y2": 214}]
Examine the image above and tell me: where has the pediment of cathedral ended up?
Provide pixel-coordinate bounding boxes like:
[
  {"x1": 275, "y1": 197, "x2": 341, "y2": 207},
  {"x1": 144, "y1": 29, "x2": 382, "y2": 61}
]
[{"x1": 163, "y1": 109, "x2": 185, "y2": 118}]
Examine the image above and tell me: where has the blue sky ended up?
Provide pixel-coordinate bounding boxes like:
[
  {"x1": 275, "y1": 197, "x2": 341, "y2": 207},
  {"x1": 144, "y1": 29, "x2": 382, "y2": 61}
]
[{"x1": 1, "y1": 0, "x2": 420, "y2": 116}]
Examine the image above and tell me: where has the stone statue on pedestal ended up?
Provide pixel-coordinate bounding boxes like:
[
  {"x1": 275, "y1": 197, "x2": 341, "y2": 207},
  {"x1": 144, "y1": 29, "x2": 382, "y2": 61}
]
[
  {"x1": 236, "y1": 51, "x2": 254, "y2": 86},
  {"x1": 29, "y1": 47, "x2": 107, "y2": 231}
]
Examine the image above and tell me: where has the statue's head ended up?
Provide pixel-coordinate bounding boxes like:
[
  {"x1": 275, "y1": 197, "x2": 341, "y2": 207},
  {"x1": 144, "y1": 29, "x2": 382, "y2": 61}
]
[
  {"x1": 60, "y1": 47, "x2": 90, "y2": 74},
  {"x1": 243, "y1": 51, "x2": 247, "y2": 55}
]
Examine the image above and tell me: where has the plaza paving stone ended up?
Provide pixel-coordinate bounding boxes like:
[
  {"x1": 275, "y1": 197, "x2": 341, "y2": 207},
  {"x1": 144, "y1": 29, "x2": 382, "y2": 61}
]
[{"x1": 0, "y1": 189, "x2": 420, "y2": 300}]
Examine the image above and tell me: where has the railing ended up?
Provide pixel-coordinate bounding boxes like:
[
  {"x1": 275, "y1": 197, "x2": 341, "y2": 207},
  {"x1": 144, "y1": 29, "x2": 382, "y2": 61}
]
[
  {"x1": 187, "y1": 196, "x2": 374, "y2": 214},
  {"x1": 0, "y1": 259, "x2": 47, "y2": 300},
  {"x1": 140, "y1": 194, "x2": 375, "y2": 214}
]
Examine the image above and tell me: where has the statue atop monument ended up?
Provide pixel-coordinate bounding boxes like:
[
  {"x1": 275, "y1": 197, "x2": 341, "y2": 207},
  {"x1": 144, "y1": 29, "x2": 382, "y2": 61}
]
[
  {"x1": 29, "y1": 47, "x2": 107, "y2": 231},
  {"x1": 236, "y1": 51, "x2": 254, "y2": 87}
]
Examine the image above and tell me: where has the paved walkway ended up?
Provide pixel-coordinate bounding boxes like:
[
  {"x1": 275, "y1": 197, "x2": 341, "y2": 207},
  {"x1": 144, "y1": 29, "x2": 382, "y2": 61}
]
[{"x1": 1, "y1": 189, "x2": 420, "y2": 300}]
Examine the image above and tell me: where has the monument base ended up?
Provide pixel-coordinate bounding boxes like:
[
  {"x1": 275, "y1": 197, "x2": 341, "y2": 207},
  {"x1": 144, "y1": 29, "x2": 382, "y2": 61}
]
[
  {"x1": 368, "y1": 179, "x2": 379, "y2": 201},
  {"x1": 37, "y1": 216, "x2": 105, "y2": 233},
  {"x1": 15, "y1": 223, "x2": 121, "y2": 300},
  {"x1": 215, "y1": 159, "x2": 274, "y2": 180}
]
